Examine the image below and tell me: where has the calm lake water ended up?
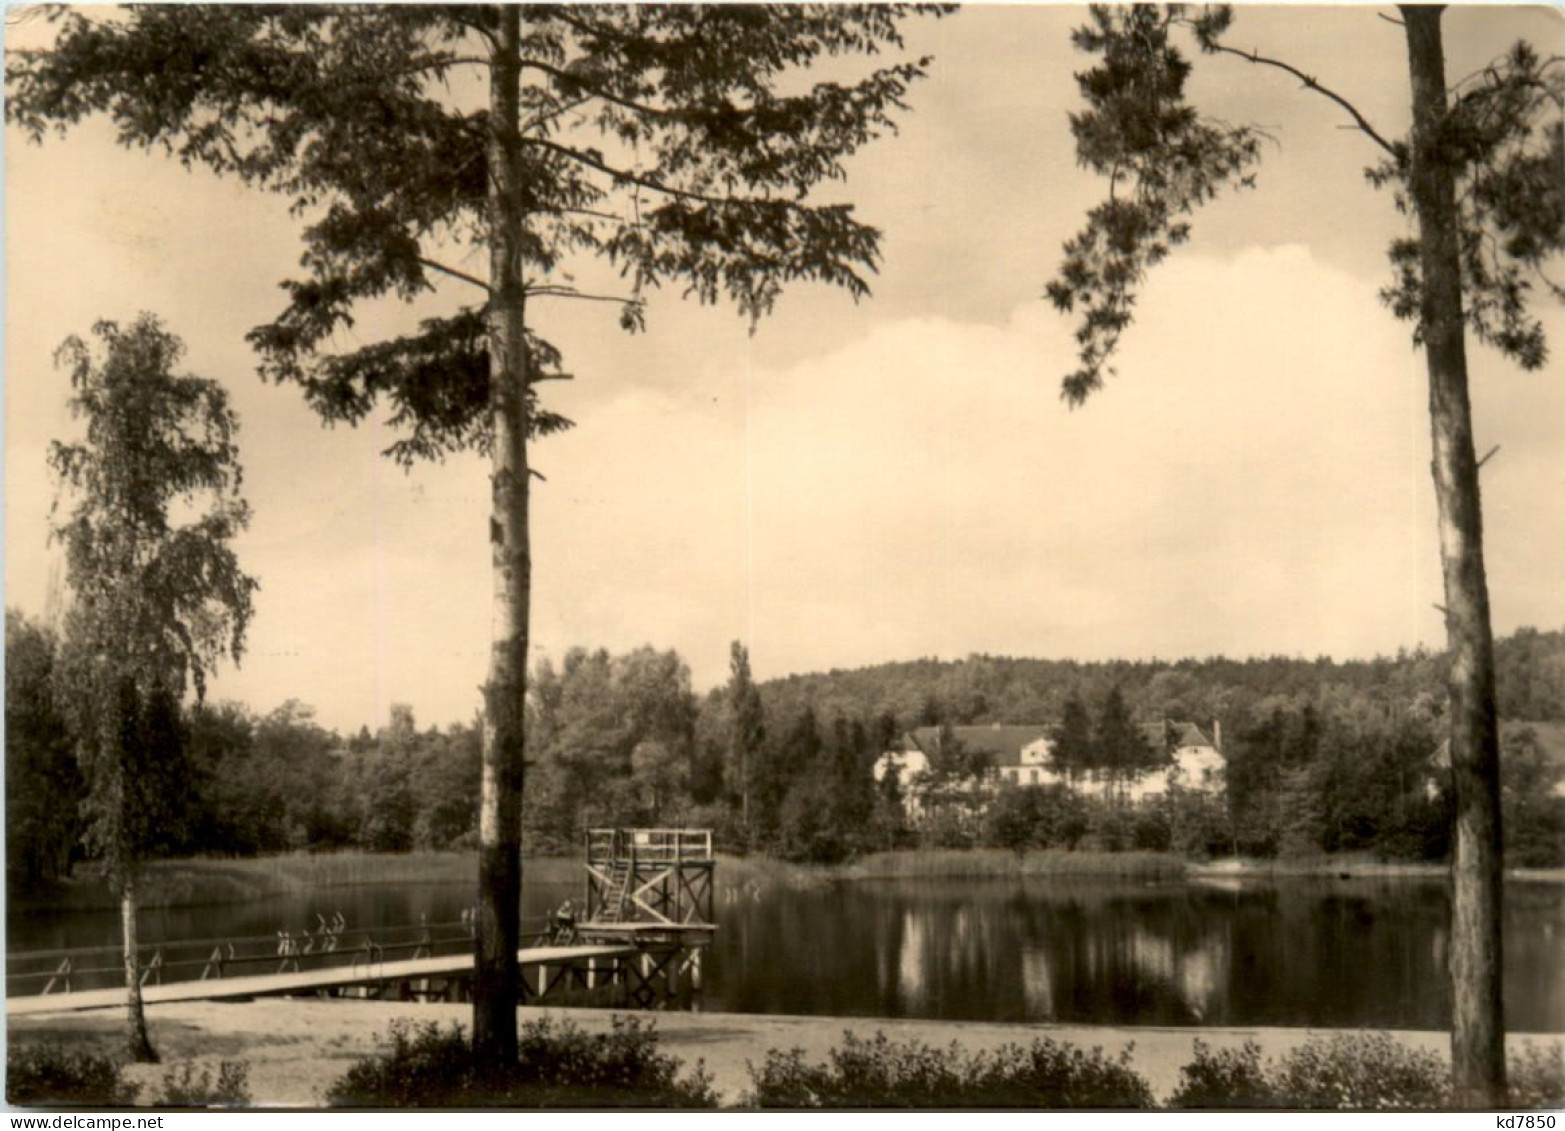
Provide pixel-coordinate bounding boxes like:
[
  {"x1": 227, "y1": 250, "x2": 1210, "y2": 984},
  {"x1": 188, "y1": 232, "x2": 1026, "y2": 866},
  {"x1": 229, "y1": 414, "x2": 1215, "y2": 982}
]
[{"x1": 11, "y1": 874, "x2": 1564, "y2": 1032}]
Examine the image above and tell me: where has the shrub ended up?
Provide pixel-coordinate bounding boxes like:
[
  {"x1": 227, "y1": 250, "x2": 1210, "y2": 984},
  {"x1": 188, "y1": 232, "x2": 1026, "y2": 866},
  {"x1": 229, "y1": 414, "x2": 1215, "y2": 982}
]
[
  {"x1": 984, "y1": 787, "x2": 1044, "y2": 853},
  {"x1": 1173, "y1": 1035, "x2": 1565, "y2": 1111},
  {"x1": 1273, "y1": 1033, "x2": 1448, "y2": 1110},
  {"x1": 513, "y1": 1015, "x2": 715, "y2": 1105},
  {"x1": 1166, "y1": 788, "x2": 1232, "y2": 857},
  {"x1": 326, "y1": 1016, "x2": 716, "y2": 1108},
  {"x1": 981, "y1": 786, "x2": 1093, "y2": 852},
  {"x1": 920, "y1": 807, "x2": 979, "y2": 850},
  {"x1": 7, "y1": 1043, "x2": 141, "y2": 1107},
  {"x1": 1168, "y1": 1040, "x2": 1279, "y2": 1109},
  {"x1": 746, "y1": 1031, "x2": 1153, "y2": 1109},
  {"x1": 1509, "y1": 1042, "x2": 1565, "y2": 1111},
  {"x1": 1082, "y1": 801, "x2": 1134, "y2": 852},
  {"x1": 975, "y1": 1039, "x2": 1156, "y2": 1108},
  {"x1": 1131, "y1": 808, "x2": 1172, "y2": 852},
  {"x1": 327, "y1": 1020, "x2": 471, "y2": 1107},
  {"x1": 1173, "y1": 1034, "x2": 1451, "y2": 1110},
  {"x1": 1507, "y1": 795, "x2": 1565, "y2": 868},
  {"x1": 151, "y1": 1061, "x2": 251, "y2": 1107}
]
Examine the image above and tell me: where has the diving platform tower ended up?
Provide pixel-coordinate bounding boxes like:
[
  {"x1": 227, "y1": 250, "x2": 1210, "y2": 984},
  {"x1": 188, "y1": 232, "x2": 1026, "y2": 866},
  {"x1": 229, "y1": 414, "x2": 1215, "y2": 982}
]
[{"x1": 580, "y1": 828, "x2": 716, "y2": 942}]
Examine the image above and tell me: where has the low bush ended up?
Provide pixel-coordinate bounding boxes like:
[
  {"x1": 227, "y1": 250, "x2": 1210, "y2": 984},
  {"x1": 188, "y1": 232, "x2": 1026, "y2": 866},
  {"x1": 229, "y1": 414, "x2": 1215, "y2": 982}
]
[
  {"x1": 1509, "y1": 1042, "x2": 1565, "y2": 1110},
  {"x1": 746, "y1": 1031, "x2": 1154, "y2": 1109},
  {"x1": 1171, "y1": 1034, "x2": 1446, "y2": 1110},
  {"x1": 1131, "y1": 808, "x2": 1172, "y2": 852},
  {"x1": 1273, "y1": 1033, "x2": 1448, "y2": 1110},
  {"x1": 1166, "y1": 1040, "x2": 1276, "y2": 1108},
  {"x1": 325, "y1": 1016, "x2": 716, "y2": 1108},
  {"x1": 150, "y1": 1061, "x2": 251, "y2": 1107},
  {"x1": 326, "y1": 1020, "x2": 470, "y2": 1107},
  {"x1": 1171, "y1": 1034, "x2": 1565, "y2": 1111},
  {"x1": 7, "y1": 1043, "x2": 141, "y2": 1107}
]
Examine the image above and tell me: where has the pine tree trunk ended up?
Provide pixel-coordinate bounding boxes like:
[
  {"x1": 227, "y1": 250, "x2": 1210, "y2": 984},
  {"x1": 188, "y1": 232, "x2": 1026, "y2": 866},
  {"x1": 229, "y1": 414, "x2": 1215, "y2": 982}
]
[
  {"x1": 1401, "y1": 4, "x2": 1507, "y2": 1107},
  {"x1": 122, "y1": 873, "x2": 157, "y2": 1063},
  {"x1": 473, "y1": 3, "x2": 528, "y2": 1072}
]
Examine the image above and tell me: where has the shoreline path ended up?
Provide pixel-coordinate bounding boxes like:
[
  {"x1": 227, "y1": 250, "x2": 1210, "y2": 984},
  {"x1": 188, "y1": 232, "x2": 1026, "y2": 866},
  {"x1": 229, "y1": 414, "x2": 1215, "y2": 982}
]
[{"x1": 10, "y1": 1000, "x2": 1563, "y2": 1107}]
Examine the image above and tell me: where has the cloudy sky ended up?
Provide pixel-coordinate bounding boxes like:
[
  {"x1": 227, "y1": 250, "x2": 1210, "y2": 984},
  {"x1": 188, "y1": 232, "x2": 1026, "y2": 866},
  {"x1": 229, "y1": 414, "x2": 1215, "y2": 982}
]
[{"x1": 6, "y1": 5, "x2": 1563, "y2": 734}]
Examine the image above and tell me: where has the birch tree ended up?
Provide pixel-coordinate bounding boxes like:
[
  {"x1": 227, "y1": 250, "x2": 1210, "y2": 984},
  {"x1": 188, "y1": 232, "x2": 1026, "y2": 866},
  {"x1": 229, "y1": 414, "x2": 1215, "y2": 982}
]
[{"x1": 49, "y1": 315, "x2": 257, "y2": 1062}]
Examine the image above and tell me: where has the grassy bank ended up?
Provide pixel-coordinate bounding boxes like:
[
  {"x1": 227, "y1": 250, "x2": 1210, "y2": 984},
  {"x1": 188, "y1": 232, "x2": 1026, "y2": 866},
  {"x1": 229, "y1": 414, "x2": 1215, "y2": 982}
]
[
  {"x1": 1191, "y1": 855, "x2": 1565, "y2": 884},
  {"x1": 14, "y1": 848, "x2": 1190, "y2": 913},
  {"x1": 835, "y1": 848, "x2": 1187, "y2": 882},
  {"x1": 705, "y1": 850, "x2": 1188, "y2": 888},
  {"x1": 12, "y1": 853, "x2": 581, "y2": 913},
  {"x1": 1190, "y1": 854, "x2": 1447, "y2": 880},
  {"x1": 19, "y1": 848, "x2": 1560, "y2": 914}
]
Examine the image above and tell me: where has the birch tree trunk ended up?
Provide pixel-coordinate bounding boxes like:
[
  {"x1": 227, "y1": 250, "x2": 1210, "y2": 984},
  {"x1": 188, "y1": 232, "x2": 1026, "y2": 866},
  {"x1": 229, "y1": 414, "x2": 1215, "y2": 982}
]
[
  {"x1": 1401, "y1": 4, "x2": 1507, "y2": 1107},
  {"x1": 122, "y1": 873, "x2": 157, "y2": 1063},
  {"x1": 474, "y1": 3, "x2": 529, "y2": 1071}
]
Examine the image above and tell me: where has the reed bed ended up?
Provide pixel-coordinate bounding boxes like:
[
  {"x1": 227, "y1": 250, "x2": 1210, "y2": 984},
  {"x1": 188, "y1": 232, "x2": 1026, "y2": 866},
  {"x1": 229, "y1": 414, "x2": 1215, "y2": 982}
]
[
  {"x1": 16, "y1": 852, "x2": 583, "y2": 911},
  {"x1": 835, "y1": 849, "x2": 1188, "y2": 882}
]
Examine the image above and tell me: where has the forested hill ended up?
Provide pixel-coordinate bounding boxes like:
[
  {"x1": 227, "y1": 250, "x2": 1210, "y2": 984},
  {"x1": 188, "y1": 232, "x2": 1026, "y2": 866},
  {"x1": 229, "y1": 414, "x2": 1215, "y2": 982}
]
[{"x1": 755, "y1": 627, "x2": 1565, "y2": 732}]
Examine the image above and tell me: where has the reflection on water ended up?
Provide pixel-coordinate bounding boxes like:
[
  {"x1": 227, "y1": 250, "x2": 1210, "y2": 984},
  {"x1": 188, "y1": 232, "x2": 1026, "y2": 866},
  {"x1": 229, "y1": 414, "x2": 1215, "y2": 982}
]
[
  {"x1": 11, "y1": 873, "x2": 1564, "y2": 1032},
  {"x1": 706, "y1": 876, "x2": 1565, "y2": 1032}
]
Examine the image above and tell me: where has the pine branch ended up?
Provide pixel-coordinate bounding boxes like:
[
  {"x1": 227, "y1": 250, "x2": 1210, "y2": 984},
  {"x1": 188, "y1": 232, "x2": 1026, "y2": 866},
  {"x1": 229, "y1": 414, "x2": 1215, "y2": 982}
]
[
  {"x1": 418, "y1": 257, "x2": 490, "y2": 292},
  {"x1": 379, "y1": 54, "x2": 490, "y2": 81},
  {"x1": 525, "y1": 285, "x2": 635, "y2": 305},
  {"x1": 520, "y1": 94, "x2": 591, "y2": 136},
  {"x1": 518, "y1": 56, "x2": 672, "y2": 120},
  {"x1": 520, "y1": 136, "x2": 736, "y2": 207},
  {"x1": 1189, "y1": 27, "x2": 1399, "y2": 156}
]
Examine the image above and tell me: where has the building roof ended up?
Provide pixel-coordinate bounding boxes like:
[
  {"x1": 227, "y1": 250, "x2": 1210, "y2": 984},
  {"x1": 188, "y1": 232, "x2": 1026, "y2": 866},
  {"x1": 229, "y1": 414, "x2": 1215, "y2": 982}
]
[
  {"x1": 901, "y1": 720, "x2": 1220, "y2": 769},
  {"x1": 903, "y1": 725, "x2": 1052, "y2": 766},
  {"x1": 1168, "y1": 721, "x2": 1216, "y2": 749}
]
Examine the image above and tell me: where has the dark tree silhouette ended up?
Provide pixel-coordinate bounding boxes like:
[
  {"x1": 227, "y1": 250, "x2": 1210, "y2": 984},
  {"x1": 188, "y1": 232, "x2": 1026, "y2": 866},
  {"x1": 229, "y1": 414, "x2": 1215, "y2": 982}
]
[
  {"x1": 1046, "y1": 5, "x2": 1563, "y2": 1103},
  {"x1": 9, "y1": 3, "x2": 945, "y2": 1068}
]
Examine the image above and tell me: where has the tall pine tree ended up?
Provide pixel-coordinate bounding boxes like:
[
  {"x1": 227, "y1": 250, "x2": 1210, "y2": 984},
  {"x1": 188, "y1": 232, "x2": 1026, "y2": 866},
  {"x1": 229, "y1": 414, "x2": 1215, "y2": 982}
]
[
  {"x1": 1045, "y1": 5, "x2": 1562, "y2": 1102},
  {"x1": 10, "y1": 4, "x2": 944, "y2": 1066},
  {"x1": 1051, "y1": 693, "x2": 1096, "y2": 785}
]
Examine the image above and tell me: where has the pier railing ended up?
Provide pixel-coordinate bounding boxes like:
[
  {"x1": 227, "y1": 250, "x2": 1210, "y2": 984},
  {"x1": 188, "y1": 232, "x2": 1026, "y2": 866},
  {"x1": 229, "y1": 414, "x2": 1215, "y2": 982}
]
[
  {"x1": 6, "y1": 915, "x2": 559, "y2": 999},
  {"x1": 585, "y1": 827, "x2": 712, "y2": 866}
]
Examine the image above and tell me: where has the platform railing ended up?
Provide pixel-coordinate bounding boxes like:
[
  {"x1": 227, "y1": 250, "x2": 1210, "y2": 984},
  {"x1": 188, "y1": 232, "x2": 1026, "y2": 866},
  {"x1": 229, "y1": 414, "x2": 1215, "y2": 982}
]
[{"x1": 585, "y1": 827, "x2": 712, "y2": 864}]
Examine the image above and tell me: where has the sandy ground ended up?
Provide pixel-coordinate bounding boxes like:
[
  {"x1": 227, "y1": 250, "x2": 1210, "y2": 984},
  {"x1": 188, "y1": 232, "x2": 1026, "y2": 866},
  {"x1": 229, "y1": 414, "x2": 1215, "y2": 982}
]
[{"x1": 10, "y1": 998, "x2": 1564, "y2": 1108}]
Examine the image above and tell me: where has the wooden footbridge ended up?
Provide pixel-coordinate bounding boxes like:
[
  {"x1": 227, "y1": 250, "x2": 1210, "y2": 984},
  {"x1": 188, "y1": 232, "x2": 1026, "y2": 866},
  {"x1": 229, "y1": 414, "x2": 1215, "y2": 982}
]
[{"x1": 8, "y1": 828, "x2": 716, "y2": 1017}]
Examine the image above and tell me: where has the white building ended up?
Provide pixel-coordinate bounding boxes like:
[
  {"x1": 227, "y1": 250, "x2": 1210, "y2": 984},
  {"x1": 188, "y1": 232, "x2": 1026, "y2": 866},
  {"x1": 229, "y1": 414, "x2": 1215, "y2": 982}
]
[{"x1": 873, "y1": 720, "x2": 1226, "y2": 811}]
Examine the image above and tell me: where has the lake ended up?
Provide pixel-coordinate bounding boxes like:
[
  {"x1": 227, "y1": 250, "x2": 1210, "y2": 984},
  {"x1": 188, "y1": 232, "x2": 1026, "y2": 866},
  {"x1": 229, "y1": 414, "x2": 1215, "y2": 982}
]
[{"x1": 11, "y1": 873, "x2": 1564, "y2": 1032}]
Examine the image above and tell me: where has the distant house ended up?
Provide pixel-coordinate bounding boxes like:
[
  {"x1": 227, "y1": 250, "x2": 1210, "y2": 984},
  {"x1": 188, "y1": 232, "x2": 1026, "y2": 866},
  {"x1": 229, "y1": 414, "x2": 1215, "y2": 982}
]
[
  {"x1": 1143, "y1": 721, "x2": 1227, "y2": 800},
  {"x1": 874, "y1": 720, "x2": 1226, "y2": 815}
]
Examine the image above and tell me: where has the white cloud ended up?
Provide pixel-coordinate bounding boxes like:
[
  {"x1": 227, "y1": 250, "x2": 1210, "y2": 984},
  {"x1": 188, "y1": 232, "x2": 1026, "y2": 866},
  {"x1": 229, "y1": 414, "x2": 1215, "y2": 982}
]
[
  {"x1": 9, "y1": 6, "x2": 1563, "y2": 732},
  {"x1": 724, "y1": 245, "x2": 1514, "y2": 682}
]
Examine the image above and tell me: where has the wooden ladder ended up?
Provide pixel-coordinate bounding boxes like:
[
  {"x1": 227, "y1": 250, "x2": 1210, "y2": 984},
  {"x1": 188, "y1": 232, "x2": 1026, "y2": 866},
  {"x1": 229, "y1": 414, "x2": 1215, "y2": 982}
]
[{"x1": 597, "y1": 859, "x2": 632, "y2": 923}]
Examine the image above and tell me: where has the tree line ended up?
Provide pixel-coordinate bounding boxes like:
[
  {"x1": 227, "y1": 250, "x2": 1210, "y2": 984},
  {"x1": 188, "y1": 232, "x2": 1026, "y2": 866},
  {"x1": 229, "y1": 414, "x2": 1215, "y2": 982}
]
[{"x1": 12, "y1": 611, "x2": 1564, "y2": 889}]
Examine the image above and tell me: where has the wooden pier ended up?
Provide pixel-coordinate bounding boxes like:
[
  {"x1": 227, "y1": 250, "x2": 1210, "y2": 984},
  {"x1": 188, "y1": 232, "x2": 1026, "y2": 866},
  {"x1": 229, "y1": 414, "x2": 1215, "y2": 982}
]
[
  {"x1": 7, "y1": 942, "x2": 644, "y2": 1017},
  {"x1": 9, "y1": 828, "x2": 718, "y2": 1016}
]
